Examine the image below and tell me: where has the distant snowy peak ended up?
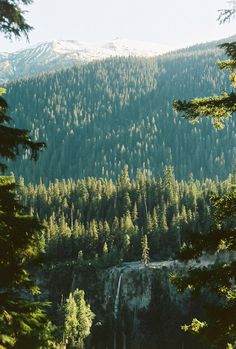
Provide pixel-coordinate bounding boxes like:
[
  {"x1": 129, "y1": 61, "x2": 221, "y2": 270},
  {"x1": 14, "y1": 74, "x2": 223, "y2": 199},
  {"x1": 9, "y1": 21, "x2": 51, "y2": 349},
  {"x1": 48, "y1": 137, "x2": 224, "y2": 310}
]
[
  {"x1": 34, "y1": 38, "x2": 172, "y2": 56},
  {"x1": 49, "y1": 38, "x2": 172, "y2": 57},
  {"x1": 0, "y1": 38, "x2": 173, "y2": 83},
  {"x1": 101, "y1": 37, "x2": 172, "y2": 56},
  {"x1": 31, "y1": 39, "x2": 172, "y2": 63}
]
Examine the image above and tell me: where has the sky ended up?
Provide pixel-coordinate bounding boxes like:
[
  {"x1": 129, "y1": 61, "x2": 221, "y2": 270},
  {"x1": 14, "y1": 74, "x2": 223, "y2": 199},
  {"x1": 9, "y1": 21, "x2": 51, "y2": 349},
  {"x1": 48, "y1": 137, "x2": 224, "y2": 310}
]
[{"x1": 0, "y1": 0, "x2": 235, "y2": 52}]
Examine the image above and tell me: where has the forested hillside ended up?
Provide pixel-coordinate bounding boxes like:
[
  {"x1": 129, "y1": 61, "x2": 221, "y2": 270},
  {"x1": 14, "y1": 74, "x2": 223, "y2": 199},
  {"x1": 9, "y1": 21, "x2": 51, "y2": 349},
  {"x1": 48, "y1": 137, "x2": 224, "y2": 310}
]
[
  {"x1": 5, "y1": 38, "x2": 236, "y2": 183},
  {"x1": 18, "y1": 167, "x2": 235, "y2": 349},
  {"x1": 1, "y1": 0, "x2": 236, "y2": 346},
  {"x1": 18, "y1": 166, "x2": 234, "y2": 266}
]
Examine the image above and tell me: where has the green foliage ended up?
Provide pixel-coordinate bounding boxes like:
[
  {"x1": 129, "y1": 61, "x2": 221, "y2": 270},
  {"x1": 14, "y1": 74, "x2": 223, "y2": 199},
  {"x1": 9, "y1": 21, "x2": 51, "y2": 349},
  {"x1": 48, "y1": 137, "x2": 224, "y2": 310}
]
[
  {"x1": 64, "y1": 289, "x2": 95, "y2": 349},
  {"x1": 0, "y1": 176, "x2": 53, "y2": 348},
  {"x1": 0, "y1": 88, "x2": 45, "y2": 173},
  {"x1": 141, "y1": 234, "x2": 150, "y2": 266},
  {"x1": 0, "y1": 3, "x2": 55, "y2": 346},
  {"x1": 0, "y1": 83, "x2": 49, "y2": 348},
  {"x1": 171, "y1": 189, "x2": 236, "y2": 349},
  {"x1": 5, "y1": 40, "x2": 236, "y2": 182},
  {"x1": 17, "y1": 166, "x2": 232, "y2": 266},
  {"x1": 64, "y1": 294, "x2": 78, "y2": 348},
  {"x1": 173, "y1": 92, "x2": 236, "y2": 129},
  {"x1": 173, "y1": 42, "x2": 236, "y2": 129},
  {"x1": 181, "y1": 318, "x2": 207, "y2": 334},
  {"x1": 0, "y1": 0, "x2": 33, "y2": 39},
  {"x1": 172, "y1": 42, "x2": 236, "y2": 349}
]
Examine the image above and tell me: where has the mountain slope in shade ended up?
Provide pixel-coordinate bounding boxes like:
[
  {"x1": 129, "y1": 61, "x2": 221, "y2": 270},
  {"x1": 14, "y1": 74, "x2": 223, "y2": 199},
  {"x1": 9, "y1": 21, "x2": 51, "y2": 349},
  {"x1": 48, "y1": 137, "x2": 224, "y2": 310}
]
[
  {"x1": 5, "y1": 39, "x2": 236, "y2": 183},
  {"x1": 0, "y1": 38, "x2": 173, "y2": 83}
]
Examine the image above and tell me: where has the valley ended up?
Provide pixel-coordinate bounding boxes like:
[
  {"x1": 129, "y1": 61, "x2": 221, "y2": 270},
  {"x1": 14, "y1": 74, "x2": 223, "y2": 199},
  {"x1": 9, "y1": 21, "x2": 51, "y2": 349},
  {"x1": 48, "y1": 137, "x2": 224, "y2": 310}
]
[{"x1": 0, "y1": 26, "x2": 235, "y2": 348}]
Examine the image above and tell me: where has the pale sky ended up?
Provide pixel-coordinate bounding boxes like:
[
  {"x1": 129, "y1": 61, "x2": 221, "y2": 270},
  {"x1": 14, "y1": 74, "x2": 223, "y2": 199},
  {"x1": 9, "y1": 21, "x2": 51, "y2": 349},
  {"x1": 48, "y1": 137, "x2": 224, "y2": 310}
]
[{"x1": 0, "y1": 0, "x2": 235, "y2": 52}]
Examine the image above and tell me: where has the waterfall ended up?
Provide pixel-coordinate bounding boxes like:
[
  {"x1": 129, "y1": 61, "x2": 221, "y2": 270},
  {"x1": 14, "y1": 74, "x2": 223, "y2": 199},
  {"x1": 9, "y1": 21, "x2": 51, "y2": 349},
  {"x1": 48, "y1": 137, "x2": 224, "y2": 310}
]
[
  {"x1": 114, "y1": 273, "x2": 122, "y2": 319},
  {"x1": 113, "y1": 273, "x2": 123, "y2": 349}
]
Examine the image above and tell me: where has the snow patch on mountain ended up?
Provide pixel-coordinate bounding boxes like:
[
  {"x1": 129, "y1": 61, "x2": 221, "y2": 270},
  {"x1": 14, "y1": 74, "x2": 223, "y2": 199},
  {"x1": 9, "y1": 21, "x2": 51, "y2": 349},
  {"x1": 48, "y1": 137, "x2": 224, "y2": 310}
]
[
  {"x1": 0, "y1": 38, "x2": 173, "y2": 82},
  {"x1": 49, "y1": 38, "x2": 172, "y2": 57}
]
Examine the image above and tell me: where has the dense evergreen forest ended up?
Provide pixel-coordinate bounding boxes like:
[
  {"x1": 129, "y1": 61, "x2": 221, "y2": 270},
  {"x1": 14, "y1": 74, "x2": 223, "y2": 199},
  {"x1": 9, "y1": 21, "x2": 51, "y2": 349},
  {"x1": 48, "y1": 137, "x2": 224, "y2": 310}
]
[
  {"x1": 18, "y1": 166, "x2": 234, "y2": 266},
  {"x1": 14, "y1": 168, "x2": 234, "y2": 348},
  {"x1": 1, "y1": 0, "x2": 236, "y2": 346},
  {"x1": 5, "y1": 38, "x2": 236, "y2": 183}
]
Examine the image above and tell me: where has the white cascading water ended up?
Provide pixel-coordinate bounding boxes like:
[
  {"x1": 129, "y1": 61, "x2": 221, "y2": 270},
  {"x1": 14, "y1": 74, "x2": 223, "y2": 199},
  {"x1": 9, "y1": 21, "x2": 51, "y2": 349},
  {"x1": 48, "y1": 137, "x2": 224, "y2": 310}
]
[
  {"x1": 114, "y1": 274, "x2": 123, "y2": 349},
  {"x1": 114, "y1": 274, "x2": 122, "y2": 319}
]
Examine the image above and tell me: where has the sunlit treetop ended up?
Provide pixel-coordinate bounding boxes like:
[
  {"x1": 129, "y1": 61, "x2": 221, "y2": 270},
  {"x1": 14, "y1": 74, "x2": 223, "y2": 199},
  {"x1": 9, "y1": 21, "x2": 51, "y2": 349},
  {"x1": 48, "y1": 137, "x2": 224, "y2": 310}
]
[
  {"x1": 0, "y1": 88, "x2": 45, "y2": 173},
  {"x1": 173, "y1": 42, "x2": 236, "y2": 129}
]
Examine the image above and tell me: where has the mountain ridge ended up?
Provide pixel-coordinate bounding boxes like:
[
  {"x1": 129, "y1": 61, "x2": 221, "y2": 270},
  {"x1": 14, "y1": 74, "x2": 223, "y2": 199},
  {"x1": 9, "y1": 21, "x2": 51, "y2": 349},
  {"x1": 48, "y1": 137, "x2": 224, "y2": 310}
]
[
  {"x1": 1, "y1": 35, "x2": 236, "y2": 83},
  {"x1": 6, "y1": 44, "x2": 235, "y2": 183},
  {"x1": 0, "y1": 38, "x2": 173, "y2": 83}
]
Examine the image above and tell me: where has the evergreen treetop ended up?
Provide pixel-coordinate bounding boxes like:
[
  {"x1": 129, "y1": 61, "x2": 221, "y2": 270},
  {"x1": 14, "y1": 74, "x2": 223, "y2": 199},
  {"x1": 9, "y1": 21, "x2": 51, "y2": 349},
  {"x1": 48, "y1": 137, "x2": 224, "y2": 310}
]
[
  {"x1": 173, "y1": 42, "x2": 236, "y2": 129},
  {"x1": 0, "y1": 88, "x2": 45, "y2": 173},
  {"x1": 0, "y1": 0, "x2": 33, "y2": 39},
  {"x1": 172, "y1": 34, "x2": 236, "y2": 349}
]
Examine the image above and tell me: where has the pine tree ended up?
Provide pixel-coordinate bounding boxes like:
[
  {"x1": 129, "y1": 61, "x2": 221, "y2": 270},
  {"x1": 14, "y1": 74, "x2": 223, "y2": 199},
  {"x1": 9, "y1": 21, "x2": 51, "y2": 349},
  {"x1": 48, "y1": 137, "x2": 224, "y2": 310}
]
[
  {"x1": 103, "y1": 241, "x2": 108, "y2": 255},
  {"x1": 172, "y1": 41, "x2": 236, "y2": 348},
  {"x1": 132, "y1": 202, "x2": 138, "y2": 224},
  {"x1": 0, "y1": 0, "x2": 33, "y2": 39},
  {"x1": 0, "y1": 7, "x2": 49, "y2": 347},
  {"x1": 73, "y1": 289, "x2": 95, "y2": 348},
  {"x1": 173, "y1": 42, "x2": 236, "y2": 129},
  {"x1": 64, "y1": 293, "x2": 78, "y2": 348},
  {"x1": 0, "y1": 87, "x2": 45, "y2": 173},
  {"x1": 141, "y1": 234, "x2": 150, "y2": 266},
  {"x1": 160, "y1": 204, "x2": 168, "y2": 235},
  {"x1": 64, "y1": 289, "x2": 95, "y2": 349},
  {"x1": 172, "y1": 190, "x2": 236, "y2": 348},
  {"x1": 0, "y1": 176, "x2": 52, "y2": 348}
]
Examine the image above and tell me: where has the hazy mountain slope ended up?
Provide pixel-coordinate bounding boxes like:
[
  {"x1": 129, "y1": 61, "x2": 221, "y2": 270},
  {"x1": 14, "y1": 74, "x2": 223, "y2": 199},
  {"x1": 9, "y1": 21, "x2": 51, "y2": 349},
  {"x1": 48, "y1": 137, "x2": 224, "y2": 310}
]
[
  {"x1": 6, "y1": 40, "x2": 236, "y2": 183},
  {"x1": 2, "y1": 35, "x2": 235, "y2": 83},
  {"x1": 0, "y1": 38, "x2": 172, "y2": 83}
]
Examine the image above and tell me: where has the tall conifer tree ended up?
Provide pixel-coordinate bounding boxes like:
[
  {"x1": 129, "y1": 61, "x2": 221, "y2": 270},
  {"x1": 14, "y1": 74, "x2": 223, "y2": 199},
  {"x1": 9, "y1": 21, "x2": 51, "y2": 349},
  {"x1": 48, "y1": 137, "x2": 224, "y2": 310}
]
[
  {"x1": 0, "y1": 2, "x2": 50, "y2": 347},
  {"x1": 172, "y1": 39, "x2": 236, "y2": 349},
  {"x1": 141, "y1": 234, "x2": 150, "y2": 266}
]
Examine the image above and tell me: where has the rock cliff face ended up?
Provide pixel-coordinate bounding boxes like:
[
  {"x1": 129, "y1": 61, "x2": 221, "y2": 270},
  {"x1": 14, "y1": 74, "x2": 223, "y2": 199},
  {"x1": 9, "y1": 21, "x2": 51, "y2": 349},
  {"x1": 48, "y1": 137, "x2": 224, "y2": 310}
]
[
  {"x1": 102, "y1": 261, "x2": 184, "y2": 314},
  {"x1": 72, "y1": 261, "x2": 207, "y2": 349},
  {"x1": 47, "y1": 257, "x2": 223, "y2": 348}
]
